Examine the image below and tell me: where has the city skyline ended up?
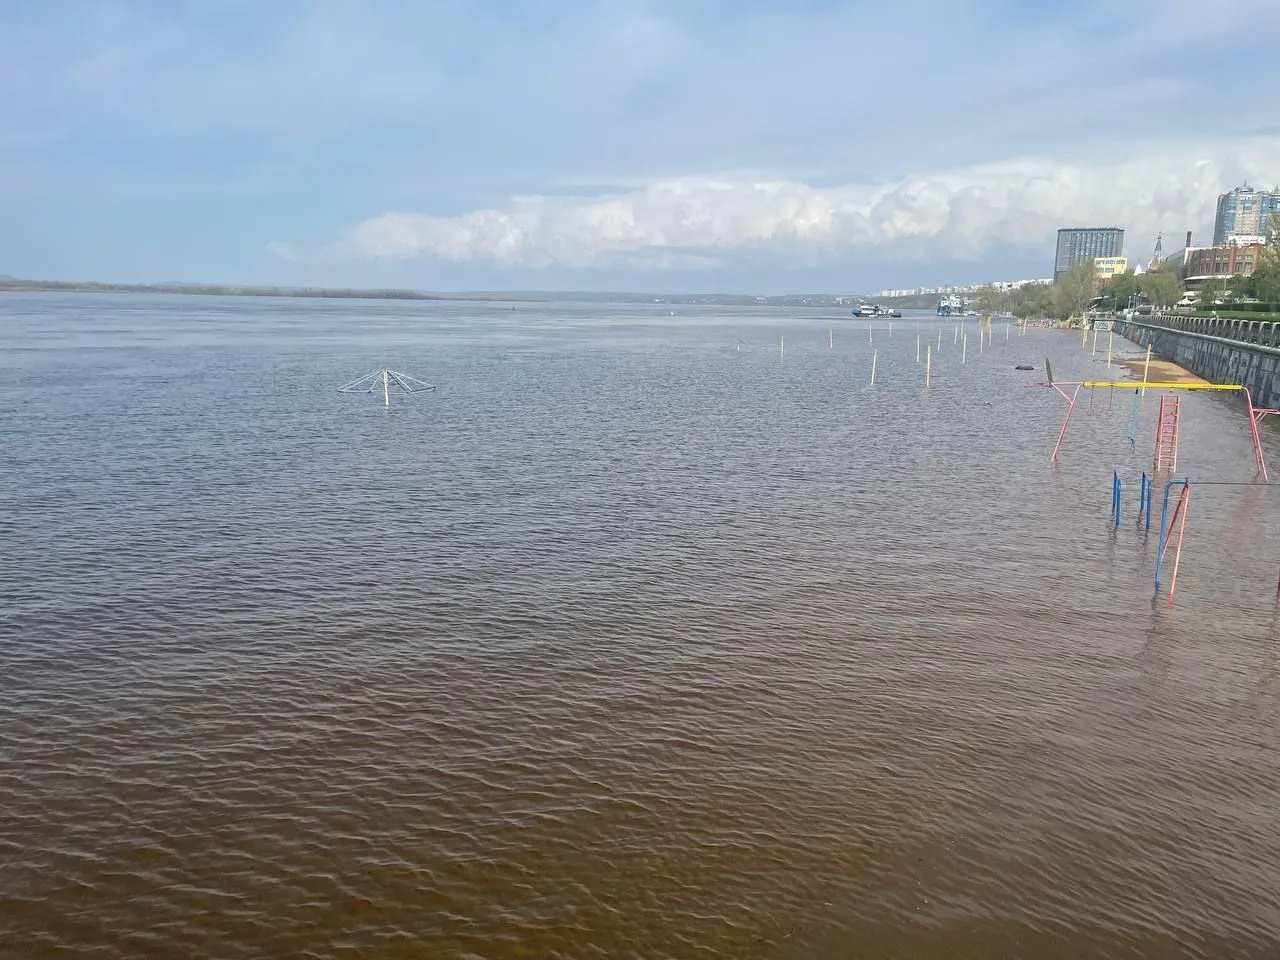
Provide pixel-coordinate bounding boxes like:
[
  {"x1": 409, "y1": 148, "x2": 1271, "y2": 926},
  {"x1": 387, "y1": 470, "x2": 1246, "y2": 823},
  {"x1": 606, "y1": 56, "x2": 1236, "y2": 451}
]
[
  {"x1": 1213, "y1": 184, "x2": 1280, "y2": 245},
  {"x1": 4, "y1": 1, "x2": 1280, "y2": 293}
]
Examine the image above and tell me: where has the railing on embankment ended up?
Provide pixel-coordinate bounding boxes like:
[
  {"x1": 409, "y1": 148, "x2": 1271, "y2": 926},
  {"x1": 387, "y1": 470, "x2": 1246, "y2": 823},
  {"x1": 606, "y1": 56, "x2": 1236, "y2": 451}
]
[
  {"x1": 1111, "y1": 315, "x2": 1280, "y2": 410},
  {"x1": 1120, "y1": 312, "x2": 1280, "y2": 346}
]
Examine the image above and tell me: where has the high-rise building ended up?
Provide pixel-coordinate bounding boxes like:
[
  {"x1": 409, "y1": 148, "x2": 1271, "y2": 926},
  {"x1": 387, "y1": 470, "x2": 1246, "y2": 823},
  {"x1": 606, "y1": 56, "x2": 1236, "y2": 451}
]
[
  {"x1": 1213, "y1": 184, "x2": 1280, "y2": 245},
  {"x1": 1054, "y1": 228, "x2": 1124, "y2": 282}
]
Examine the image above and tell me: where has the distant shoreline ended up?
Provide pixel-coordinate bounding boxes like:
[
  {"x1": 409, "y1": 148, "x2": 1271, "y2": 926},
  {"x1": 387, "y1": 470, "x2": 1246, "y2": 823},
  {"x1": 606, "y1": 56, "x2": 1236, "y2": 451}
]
[
  {"x1": 0, "y1": 278, "x2": 544, "y2": 303},
  {"x1": 0, "y1": 278, "x2": 882, "y2": 308}
]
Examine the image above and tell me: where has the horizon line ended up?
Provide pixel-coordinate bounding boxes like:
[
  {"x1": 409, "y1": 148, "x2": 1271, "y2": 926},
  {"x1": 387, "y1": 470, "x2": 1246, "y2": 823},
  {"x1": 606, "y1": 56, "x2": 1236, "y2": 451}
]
[{"x1": 1, "y1": 273, "x2": 959, "y2": 301}]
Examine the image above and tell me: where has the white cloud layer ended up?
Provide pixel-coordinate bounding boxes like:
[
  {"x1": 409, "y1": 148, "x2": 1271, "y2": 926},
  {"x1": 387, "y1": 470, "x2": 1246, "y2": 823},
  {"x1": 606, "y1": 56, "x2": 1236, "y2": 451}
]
[{"x1": 341, "y1": 139, "x2": 1280, "y2": 270}]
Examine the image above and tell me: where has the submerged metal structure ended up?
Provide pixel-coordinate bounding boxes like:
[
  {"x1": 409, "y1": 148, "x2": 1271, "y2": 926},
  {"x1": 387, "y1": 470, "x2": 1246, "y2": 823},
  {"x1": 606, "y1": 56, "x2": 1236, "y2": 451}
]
[
  {"x1": 338, "y1": 369, "x2": 436, "y2": 408},
  {"x1": 1037, "y1": 352, "x2": 1274, "y2": 480}
]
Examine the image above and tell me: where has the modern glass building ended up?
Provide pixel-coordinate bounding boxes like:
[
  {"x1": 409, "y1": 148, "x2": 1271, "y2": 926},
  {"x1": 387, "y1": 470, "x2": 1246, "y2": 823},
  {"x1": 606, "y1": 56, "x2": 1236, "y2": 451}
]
[
  {"x1": 1213, "y1": 184, "x2": 1280, "y2": 244},
  {"x1": 1054, "y1": 228, "x2": 1124, "y2": 282}
]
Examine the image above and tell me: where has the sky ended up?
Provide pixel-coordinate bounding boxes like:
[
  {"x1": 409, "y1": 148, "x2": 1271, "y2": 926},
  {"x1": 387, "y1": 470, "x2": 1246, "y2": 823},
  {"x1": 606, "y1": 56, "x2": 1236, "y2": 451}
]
[{"x1": 4, "y1": 0, "x2": 1280, "y2": 294}]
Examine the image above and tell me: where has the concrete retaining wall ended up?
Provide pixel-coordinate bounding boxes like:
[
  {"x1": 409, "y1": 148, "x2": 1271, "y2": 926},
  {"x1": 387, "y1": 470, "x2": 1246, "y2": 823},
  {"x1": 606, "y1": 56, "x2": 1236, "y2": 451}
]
[{"x1": 1113, "y1": 318, "x2": 1280, "y2": 410}]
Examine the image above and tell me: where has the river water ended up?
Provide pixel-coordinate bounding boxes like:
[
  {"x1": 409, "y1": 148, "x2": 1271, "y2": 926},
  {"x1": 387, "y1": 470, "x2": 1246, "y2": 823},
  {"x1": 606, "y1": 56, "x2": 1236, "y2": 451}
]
[{"x1": 3, "y1": 293, "x2": 1280, "y2": 959}]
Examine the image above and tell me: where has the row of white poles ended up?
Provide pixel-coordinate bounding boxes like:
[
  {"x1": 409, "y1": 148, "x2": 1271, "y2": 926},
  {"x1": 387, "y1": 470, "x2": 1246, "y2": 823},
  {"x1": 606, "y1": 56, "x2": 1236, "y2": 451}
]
[{"x1": 772, "y1": 321, "x2": 1018, "y2": 383}]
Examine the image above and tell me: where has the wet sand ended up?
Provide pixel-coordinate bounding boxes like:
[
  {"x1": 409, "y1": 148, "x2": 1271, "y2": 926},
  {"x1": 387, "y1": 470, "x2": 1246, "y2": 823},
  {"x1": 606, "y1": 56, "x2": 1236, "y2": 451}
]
[{"x1": 1114, "y1": 354, "x2": 1207, "y2": 385}]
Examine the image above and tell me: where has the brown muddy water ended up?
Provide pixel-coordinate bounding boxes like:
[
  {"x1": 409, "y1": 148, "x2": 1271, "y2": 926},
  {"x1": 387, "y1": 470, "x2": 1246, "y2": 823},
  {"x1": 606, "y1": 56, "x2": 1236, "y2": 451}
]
[{"x1": 3, "y1": 294, "x2": 1280, "y2": 959}]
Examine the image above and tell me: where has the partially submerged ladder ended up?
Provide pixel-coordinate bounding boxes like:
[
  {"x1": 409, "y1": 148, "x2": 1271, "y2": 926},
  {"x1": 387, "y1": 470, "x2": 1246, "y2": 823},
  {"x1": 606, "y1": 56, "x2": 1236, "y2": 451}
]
[{"x1": 1153, "y1": 395, "x2": 1180, "y2": 472}]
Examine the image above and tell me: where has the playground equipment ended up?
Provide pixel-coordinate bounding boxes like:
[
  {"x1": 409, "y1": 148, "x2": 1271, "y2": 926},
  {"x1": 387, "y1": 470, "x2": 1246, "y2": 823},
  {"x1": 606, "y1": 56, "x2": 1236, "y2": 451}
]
[
  {"x1": 1137, "y1": 472, "x2": 1154, "y2": 530},
  {"x1": 1110, "y1": 472, "x2": 1155, "y2": 531},
  {"x1": 1104, "y1": 472, "x2": 1280, "y2": 604},
  {"x1": 1043, "y1": 368, "x2": 1274, "y2": 481},
  {"x1": 1153, "y1": 479, "x2": 1192, "y2": 599},
  {"x1": 1054, "y1": 345, "x2": 1280, "y2": 604},
  {"x1": 1111, "y1": 470, "x2": 1156, "y2": 528},
  {"x1": 1153, "y1": 395, "x2": 1181, "y2": 472},
  {"x1": 1105, "y1": 472, "x2": 1190, "y2": 600}
]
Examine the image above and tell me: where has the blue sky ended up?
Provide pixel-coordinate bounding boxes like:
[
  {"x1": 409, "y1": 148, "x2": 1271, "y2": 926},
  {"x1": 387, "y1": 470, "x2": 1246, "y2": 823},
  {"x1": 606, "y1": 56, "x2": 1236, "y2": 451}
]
[{"x1": 3, "y1": 0, "x2": 1280, "y2": 293}]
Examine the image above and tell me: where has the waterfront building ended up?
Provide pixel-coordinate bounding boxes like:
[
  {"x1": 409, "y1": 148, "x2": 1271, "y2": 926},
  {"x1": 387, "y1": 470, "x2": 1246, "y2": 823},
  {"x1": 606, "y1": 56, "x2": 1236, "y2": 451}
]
[
  {"x1": 1213, "y1": 184, "x2": 1280, "y2": 245},
  {"x1": 1055, "y1": 228, "x2": 1124, "y2": 281},
  {"x1": 1183, "y1": 243, "x2": 1268, "y2": 283}
]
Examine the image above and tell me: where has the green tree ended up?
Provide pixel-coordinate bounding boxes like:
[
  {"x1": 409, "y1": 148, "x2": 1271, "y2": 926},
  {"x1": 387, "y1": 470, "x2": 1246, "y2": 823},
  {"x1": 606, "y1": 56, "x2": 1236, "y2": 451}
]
[
  {"x1": 1267, "y1": 211, "x2": 1280, "y2": 248},
  {"x1": 1228, "y1": 272, "x2": 1259, "y2": 299},
  {"x1": 1139, "y1": 268, "x2": 1182, "y2": 310},
  {"x1": 1254, "y1": 246, "x2": 1280, "y2": 303},
  {"x1": 1011, "y1": 285, "x2": 1054, "y2": 320},
  {"x1": 974, "y1": 284, "x2": 1006, "y2": 315},
  {"x1": 1199, "y1": 271, "x2": 1234, "y2": 309},
  {"x1": 1054, "y1": 259, "x2": 1098, "y2": 322},
  {"x1": 1109, "y1": 268, "x2": 1139, "y2": 307},
  {"x1": 1011, "y1": 294, "x2": 1037, "y2": 320},
  {"x1": 1206, "y1": 275, "x2": 1236, "y2": 305},
  {"x1": 1227, "y1": 272, "x2": 1256, "y2": 302}
]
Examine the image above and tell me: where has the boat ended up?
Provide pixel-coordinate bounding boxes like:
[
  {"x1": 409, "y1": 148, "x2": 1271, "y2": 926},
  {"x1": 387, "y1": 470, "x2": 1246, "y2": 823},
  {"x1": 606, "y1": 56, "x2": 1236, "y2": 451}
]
[{"x1": 851, "y1": 303, "x2": 901, "y2": 318}]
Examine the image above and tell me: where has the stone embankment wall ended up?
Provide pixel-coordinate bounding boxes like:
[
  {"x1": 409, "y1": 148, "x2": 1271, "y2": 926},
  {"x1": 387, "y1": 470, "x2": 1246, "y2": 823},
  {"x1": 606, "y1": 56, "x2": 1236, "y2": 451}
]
[{"x1": 1113, "y1": 316, "x2": 1280, "y2": 409}]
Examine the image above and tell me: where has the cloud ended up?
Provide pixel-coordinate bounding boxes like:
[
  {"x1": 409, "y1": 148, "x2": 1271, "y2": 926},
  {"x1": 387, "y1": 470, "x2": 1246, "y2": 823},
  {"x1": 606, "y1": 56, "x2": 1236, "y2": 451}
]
[
  {"x1": 8, "y1": 1, "x2": 1280, "y2": 287},
  {"x1": 335, "y1": 139, "x2": 1280, "y2": 271},
  {"x1": 264, "y1": 240, "x2": 302, "y2": 263}
]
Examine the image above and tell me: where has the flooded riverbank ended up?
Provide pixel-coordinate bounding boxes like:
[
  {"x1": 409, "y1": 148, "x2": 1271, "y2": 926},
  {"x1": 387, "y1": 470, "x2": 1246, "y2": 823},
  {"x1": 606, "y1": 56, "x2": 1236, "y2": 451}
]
[{"x1": 3, "y1": 295, "x2": 1280, "y2": 958}]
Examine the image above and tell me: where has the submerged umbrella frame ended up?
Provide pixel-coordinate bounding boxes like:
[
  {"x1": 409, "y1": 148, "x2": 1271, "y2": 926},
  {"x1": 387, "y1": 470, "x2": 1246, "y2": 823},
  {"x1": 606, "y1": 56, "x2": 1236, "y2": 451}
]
[{"x1": 338, "y1": 369, "x2": 436, "y2": 408}]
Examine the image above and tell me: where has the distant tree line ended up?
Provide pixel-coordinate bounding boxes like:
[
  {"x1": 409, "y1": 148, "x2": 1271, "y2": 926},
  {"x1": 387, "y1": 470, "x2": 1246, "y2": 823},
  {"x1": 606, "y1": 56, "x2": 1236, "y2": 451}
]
[
  {"x1": 968, "y1": 261, "x2": 1137, "y2": 322},
  {"x1": 0, "y1": 277, "x2": 546, "y2": 302}
]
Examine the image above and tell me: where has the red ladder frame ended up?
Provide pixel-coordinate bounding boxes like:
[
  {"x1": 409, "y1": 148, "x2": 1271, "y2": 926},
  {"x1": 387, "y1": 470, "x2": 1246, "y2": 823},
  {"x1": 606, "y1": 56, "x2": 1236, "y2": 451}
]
[{"x1": 1153, "y1": 394, "x2": 1180, "y2": 472}]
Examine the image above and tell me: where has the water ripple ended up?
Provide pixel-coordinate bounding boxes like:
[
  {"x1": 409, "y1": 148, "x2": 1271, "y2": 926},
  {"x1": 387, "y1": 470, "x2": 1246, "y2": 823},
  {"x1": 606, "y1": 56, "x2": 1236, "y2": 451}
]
[{"x1": 3, "y1": 295, "x2": 1280, "y2": 958}]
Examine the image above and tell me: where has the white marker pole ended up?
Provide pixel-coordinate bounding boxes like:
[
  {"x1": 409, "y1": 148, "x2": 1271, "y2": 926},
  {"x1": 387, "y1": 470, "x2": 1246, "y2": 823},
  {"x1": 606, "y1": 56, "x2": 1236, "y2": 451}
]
[
  {"x1": 870, "y1": 349, "x2": 878, "y2": 385},
  {"x1": 383, "y1": 370, "x2": 390, "y2": 408}
]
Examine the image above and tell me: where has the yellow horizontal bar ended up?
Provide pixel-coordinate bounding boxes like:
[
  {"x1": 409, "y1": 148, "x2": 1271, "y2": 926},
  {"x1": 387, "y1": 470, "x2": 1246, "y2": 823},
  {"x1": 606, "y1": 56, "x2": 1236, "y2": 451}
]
[{"x1": 1079, "y1": 381, "x2": 1241, "y2": 391}]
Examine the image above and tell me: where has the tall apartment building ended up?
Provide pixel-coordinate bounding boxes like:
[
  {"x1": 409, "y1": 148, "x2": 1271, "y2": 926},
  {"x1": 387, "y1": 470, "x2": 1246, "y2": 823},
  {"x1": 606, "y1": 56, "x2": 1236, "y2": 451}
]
[
  {"x1": 1054, "y1": 228, "x2": 1124, "y2": 282},
  {"x1": 1213, "y1": 184, "x2": 1280, "y2": 245}
]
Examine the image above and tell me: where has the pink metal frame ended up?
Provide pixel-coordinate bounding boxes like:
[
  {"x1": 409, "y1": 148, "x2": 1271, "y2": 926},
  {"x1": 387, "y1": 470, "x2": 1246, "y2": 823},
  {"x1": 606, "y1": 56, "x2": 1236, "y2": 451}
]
[
  {"x1": 1153, "y1": 394, "x2": 1180, "y2": 473},
  {"x1": 1049, "y1": 382, "x2": 1081, "y2": 463},
  {"x1": 1048, "y1": 381, "x2": 1272, "y2": 481},
  {"x1": 1243, "y1": 388, "x2": 1277, "y2": 482},
  {"x1": 1159, "y1": 484, "x2": 1191, "y2": 601}
]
